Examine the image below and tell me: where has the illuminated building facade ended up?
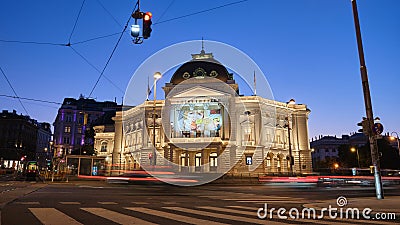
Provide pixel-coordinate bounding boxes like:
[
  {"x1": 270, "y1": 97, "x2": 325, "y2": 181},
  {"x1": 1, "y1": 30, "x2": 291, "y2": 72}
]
[{"x1": 110, "y1": 50, "x2": 312, "y2": 175}]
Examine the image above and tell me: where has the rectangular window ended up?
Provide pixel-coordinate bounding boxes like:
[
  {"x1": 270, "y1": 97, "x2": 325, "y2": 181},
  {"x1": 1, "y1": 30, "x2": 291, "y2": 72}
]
[
  {"x1": 77, "y1": 127, "x2": 82, "y2": 134},
  {"x1": 64, "y1": 126, "x2": 71, "y2": 133},
  {"x1": 246, "y1": 156, "x2": 252, "y2": 165},
  {"x1": 63, "y1": 137, "x2": 70, "y2": 144}
]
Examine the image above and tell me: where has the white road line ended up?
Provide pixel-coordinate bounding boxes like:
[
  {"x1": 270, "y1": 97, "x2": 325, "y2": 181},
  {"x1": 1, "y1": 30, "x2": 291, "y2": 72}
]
[
  {"x1": 198, "y1": 206, "x2": 255, "y2": 216},
  {"x1": 59, "y1": 202, "x2": 81, "y2": 205},
  {"x1": 16, "y1": 202, "x2": 40, "y2": 205},
  {"x1": 131, "y1": 201, "x2": 149, "y2": 204},
  {"x1": 81, "y1": 208, "x2": 155, "y2": 225},
  {"x1": 97, "y1": 202, "x2": 118, "y2": 205},
  {"x1": 164, "y1": 206, "x2": 283, "y2": 225},
  {"x1": 127, "y1": 207, "x2": 227, "y2": 225},
  {"x1": 29, "y1": 208, "x2": 82, "y2": 225},
  {"x1": 227, "y1": 205, "x2": 258, "y2": 211}
]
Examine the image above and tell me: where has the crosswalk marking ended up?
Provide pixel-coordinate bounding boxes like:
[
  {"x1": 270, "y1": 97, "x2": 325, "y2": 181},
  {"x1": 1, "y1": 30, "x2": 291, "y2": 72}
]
[
  {"x1": 60, "y1": 202, "x2": 81, "y2": 205},
  {"x1": 81, "y1": 208, "x2": 155, "y2": 225},
  {"x1": 227, "y1": 205, "x2": 257, "y2": 211},
  {"x1": 127, "y1": 207, "x2": 227, "y2": 225},
  {"x1": 131, "y1": 201, "x2": 149, "y2": 204},
  {"x1": 97, "y1": 201, "x2": 118, "y2": 205},
  {"x1": 29, "y1": 208, "x2": 83, "y2": 225},
  {"x1": 198, "y1": 206, "x2": 255, "y2": 216},
  {"x1": 164, "y1": 206, "x2": 283, "y2": 225},
  {"x1": 26, "y1": 205, "x2": 397, "y2": 225}
]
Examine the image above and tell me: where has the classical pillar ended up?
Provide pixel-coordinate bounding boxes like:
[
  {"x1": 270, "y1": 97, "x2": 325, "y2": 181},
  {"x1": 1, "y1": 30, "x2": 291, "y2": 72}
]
[
  {"x1": 188, "y1": 151, "x2": 195, "y2": 173},
  {"x1": 202, "y1": 149, "x2": 209, "y2": 172},
  {"x1": 216, "y1": 145, "x2": 222, "y2": 173},
  {"x1": 112, "y1": 111, "x2": 123, "y2": 175}
]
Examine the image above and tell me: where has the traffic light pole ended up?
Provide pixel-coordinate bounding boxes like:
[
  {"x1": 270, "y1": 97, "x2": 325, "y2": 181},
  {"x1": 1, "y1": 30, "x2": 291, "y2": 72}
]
[{"x1": 351, "y1": 0, "x2": 383, "y2": 199}]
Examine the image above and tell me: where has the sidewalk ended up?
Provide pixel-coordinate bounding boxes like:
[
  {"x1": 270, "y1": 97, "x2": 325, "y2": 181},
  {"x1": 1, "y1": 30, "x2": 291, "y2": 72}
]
[{"x1": 303, "y1": 196, "x2": 400, "y2": 214}]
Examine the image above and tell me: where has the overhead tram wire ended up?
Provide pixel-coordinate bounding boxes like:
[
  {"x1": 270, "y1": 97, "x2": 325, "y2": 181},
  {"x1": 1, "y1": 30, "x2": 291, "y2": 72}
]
[
  {"x1": 69, "y1": 46, "x2": 125, "y2": 94},
  {"x1": 0, "y1": 94, "x2": 61, "y2": 105},
  {"x1": 0, "y1": 66, "x2": 30, "y2": 115},
  {"x1": 68, "y1": 0, "x2": 86, "y2": 45},
  {"x1": 95, "y1": 0, "x2": 123, "y2": 27},
  {"x1": 0, "y1": 39, "x2": 66, "y2": 46},
  {"x1": 87, "y1": 4, "x2": 138, "y2": 99},
  {"x1": 154, "y1": 0, "x2": 176, "y2": 24},
  {"x1": 153, "y1": 0, "x2": 249, "y2": 25}
]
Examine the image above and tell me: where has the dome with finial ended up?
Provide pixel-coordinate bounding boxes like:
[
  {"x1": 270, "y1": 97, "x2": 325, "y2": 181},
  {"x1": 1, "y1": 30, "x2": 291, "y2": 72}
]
[{"x1": 169, "y1": 42, "x2": 233, "y2": 85}]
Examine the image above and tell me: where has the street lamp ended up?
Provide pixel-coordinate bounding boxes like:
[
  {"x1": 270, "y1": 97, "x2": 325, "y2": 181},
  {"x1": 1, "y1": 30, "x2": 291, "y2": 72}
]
[
  {"x1": 152, "y1": 72, "x2": 162, "y2": 166},
  {"x1": 350, "y1": 146, "x2": 360, "y2": 168},
  {"x1": 390, "y1": 132, "x2": 400, "y2": 156},
  {"x1": 284, "y1": 116, "x2": 293, "y2": 176},
  {"x1": 285, "y1": 99, "x2": 295, "y2": 175}
]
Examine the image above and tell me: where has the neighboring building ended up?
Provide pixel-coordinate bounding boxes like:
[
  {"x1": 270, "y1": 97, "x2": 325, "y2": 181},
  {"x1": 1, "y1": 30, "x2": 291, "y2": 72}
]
[
  {"x1": 52, "y1": 96, "x2": 118, "y2": 158},
  {"x1": 0, "y1": 110, "x2": 49, "y2": 170},
  {"x1": 35, "y1": 122, "x2": 52, "y2": 169},
  {"x1": 108, "y1": 49, "x2": 313, "y2": 176},
  {"x1": 93, "y1": 110, "x2": 118, "y2": 170},
  {"x1": 310, "y1": 132, "x2": 368, "y2": 167}
]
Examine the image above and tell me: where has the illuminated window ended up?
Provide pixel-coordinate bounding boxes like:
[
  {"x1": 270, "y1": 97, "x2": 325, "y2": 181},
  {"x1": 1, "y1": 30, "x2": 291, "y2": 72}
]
[
  {"x1": 101, "y1": 142, "x2": 107, "y2": 152},
  {"x1": 266, "y1": 156, "x2": 271, "y2": 167},
  {"x1": 64, "y1": 126, "x2": 71, "y2": 133}
]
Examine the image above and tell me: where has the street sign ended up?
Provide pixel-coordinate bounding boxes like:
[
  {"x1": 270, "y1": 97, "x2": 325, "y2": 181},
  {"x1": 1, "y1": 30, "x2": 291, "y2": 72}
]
[
  {"x1": 373, "y1": 123, "x2": 384, "y2": 135},
  {"x1": 148, "y1": 153, "x2": 153, "y2": 159}
]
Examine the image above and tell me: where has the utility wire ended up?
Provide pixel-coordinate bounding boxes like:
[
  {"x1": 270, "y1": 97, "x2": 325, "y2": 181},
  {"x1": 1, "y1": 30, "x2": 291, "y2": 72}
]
[
  {"x1": 96, "y1": 0, "x2": 122, "y2": 27},
  {"x1": 154, "y1": 0, "x2": 249, "y2": 25},
  {"x1": 71, "y1": 32, "x2": 121, "y2": 45},
  {"x1": 87, "y1": 5, "x2": 137, "y2": 98},
  {"x1": 69, "y1": 46, "x2": 125, "y2": 94},
  {"x1": 155, "y1": 0, "x2": 176, "y2": 24},
  {"x1": 0, "y1": 94, "x2": 61, "y2": 105},
  {"x1": 0, "y1": 39, "x2": 66, "y2": 46},
  {"x1": 0, "y1": 66, "x2": 30, "y2": 115},
  {"x1": 68, "y1": 0, "x2": 86, "y2": 43}
]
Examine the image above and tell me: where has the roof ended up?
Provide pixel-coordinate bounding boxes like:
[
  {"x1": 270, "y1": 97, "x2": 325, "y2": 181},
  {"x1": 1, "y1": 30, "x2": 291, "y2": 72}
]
[{"x1": 169, "y1": 50, "x2": 233, "y2": 85}]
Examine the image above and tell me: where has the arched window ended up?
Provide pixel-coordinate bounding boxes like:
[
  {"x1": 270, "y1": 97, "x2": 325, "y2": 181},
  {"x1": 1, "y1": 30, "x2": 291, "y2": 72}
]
[{"x1": 101, "y1": 142, "x2": 108, "y2": 152}]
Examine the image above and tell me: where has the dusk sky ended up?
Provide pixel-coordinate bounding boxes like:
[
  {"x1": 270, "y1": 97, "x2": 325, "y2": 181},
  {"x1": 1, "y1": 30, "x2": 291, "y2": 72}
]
[{"x1": 1, "y1": 0, "x2": 399, "y2": 139}]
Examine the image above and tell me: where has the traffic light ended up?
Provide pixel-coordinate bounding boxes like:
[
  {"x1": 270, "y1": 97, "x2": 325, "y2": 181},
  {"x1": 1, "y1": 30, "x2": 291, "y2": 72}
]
[
  {"x1": 142, "y1": 12, "x2": 152, "y2": 39},
  {"x1": 357, "y1": 117, "x2": 371, "y2": 135}
]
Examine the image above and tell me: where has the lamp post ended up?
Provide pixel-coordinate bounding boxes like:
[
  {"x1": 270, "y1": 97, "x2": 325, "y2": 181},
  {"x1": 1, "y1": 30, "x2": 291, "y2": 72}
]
[
  {"x1": 350, "y1": 147, "x2": 360, "y2": 168},
  {"x1": 285, "y1": 99, "x2": 295, "y2": 175},
  {"x1": 284, "y1": 117, "x2": 293, "y2": 176},
  {"x1": 152, "y1": 72, "x2": 162, "y2": 166}
]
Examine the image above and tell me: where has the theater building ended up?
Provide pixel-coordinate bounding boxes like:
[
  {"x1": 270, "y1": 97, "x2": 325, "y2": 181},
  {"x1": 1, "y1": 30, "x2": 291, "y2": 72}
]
[{"x1": 109, "y1": 50, "x2": 312, "y2": 176}]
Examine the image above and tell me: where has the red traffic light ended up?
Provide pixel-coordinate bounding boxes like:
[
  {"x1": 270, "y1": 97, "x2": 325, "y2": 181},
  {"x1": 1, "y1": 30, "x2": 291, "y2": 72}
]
[{"x1": 144, "y1": 12, "x2": 152, "y2": 21}]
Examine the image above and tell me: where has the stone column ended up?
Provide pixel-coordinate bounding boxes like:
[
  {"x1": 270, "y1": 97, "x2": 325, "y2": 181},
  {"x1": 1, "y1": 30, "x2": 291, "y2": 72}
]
[
  {"x1": 188, "y1": 151, "x2": 195, "y2": 173},
  {"x1": 202, "y1": 149, "x2": 209, "y2": 172},
  {"x1": 112, "y1": 111, "x2": 123, "y2": 175}
]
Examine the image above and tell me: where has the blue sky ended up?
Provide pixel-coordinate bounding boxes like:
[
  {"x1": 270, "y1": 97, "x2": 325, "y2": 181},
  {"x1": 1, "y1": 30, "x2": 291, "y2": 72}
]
[{"x1": 0, "y1": 0, "x2": 399, "y2": 139}]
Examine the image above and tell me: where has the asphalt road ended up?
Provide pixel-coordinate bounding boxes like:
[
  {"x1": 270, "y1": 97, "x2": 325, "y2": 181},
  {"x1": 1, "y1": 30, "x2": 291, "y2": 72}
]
[{"x1": 2, "y1": 181, "x2": 400, "y2": 225}]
